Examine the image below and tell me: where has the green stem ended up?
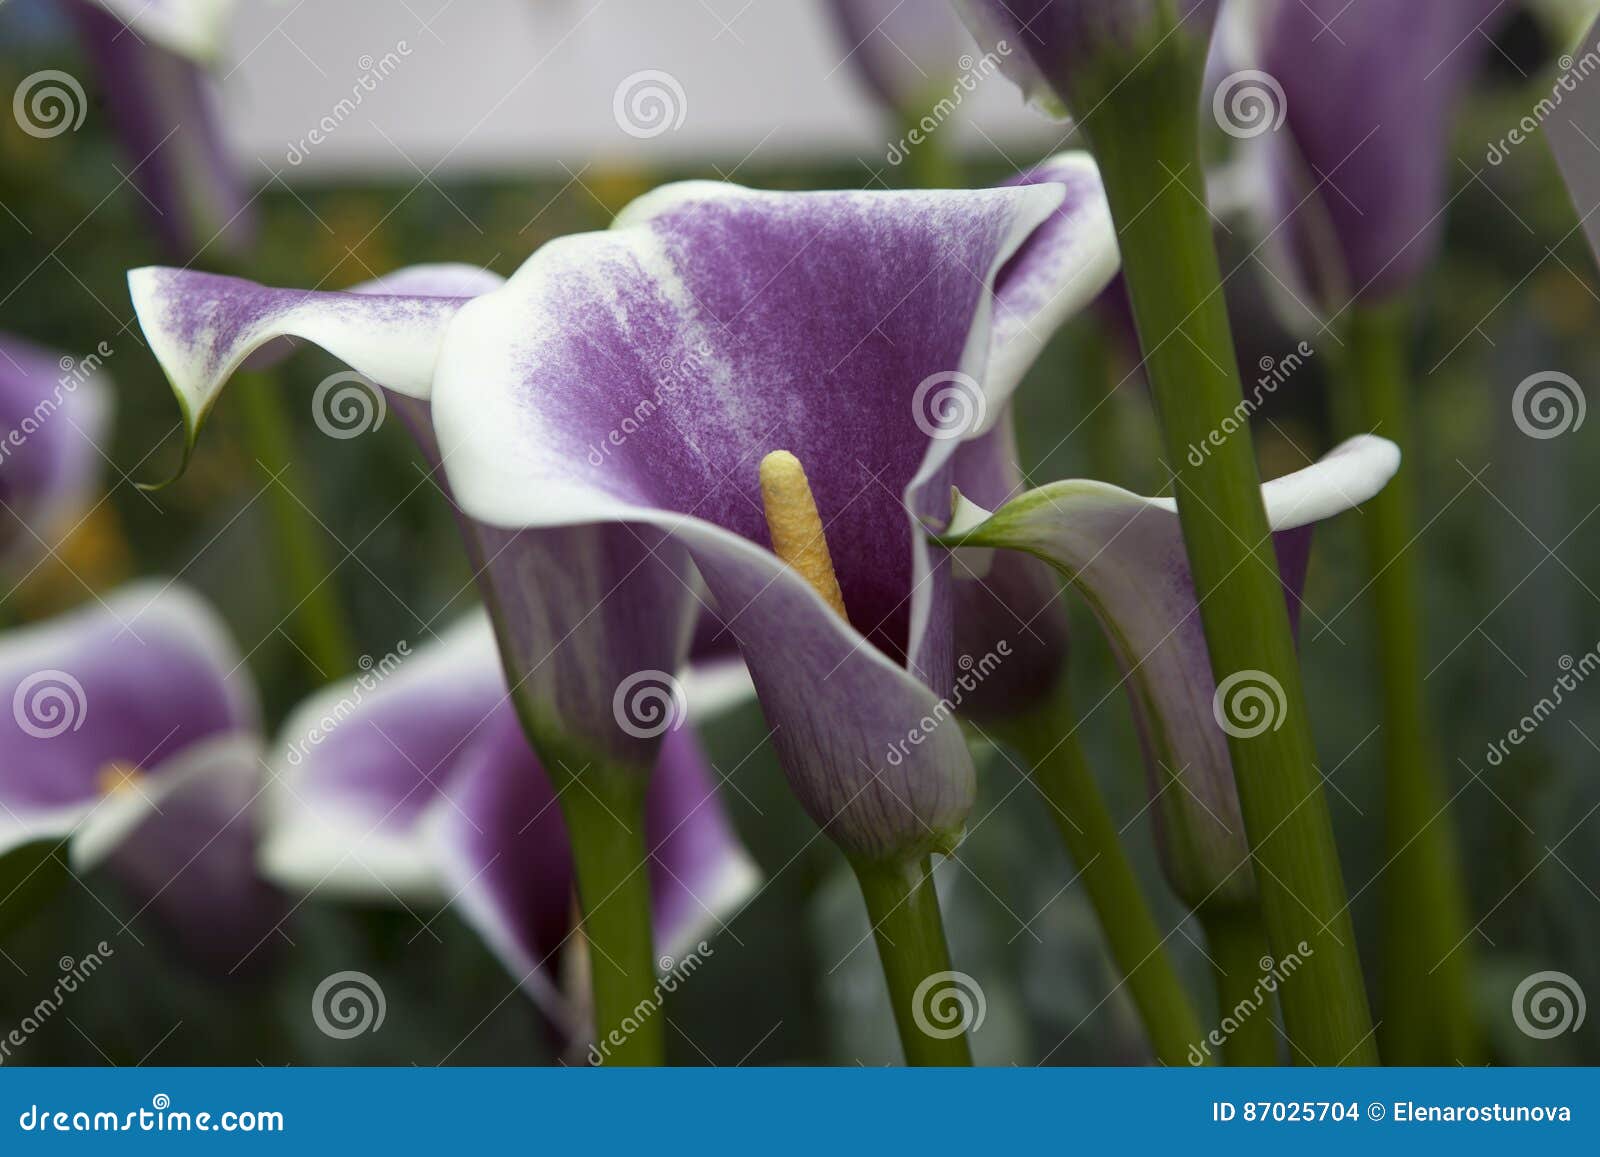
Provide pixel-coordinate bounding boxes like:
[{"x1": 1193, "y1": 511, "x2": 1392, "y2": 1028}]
[
  {"x1": 897, "y1": 105, "x2": 962, "y2": 191},
  {"x1": 851, "y1": 856, "x2": 972, "y2": 1066},
  {"x1": 1330, "y1": 302, "x2": 1482, "y2": 1065},
  {"x1": 232, "y1": 370, "x2": 357, "y2": 679},
  {"x1": 1078, "y1": 49, "x2": 1377, "y2": 1064},
  {"x1": 995, "y1": 700, "x2": 1207, "y2": 1065},
  {"x1": 556, "y1": 763, "x2": 662, "y2": 1066},
  {"x1": 1200, "y1": 907, "x2": 1280, "y2": 1066}
]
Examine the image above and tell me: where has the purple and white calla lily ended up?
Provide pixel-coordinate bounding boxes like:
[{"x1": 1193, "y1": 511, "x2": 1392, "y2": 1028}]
[
  {"x1": 0, "y1": 581, "x2": 280, "y2": 967},
  {"x1": 260, "y1": 610, "x2": 760, "y2": 1039},
  {"x1": 128, "y1": 154, "x2": 1119, "y2": 864},
  {"x1": 938, "y1": 435, "x2": 1400, "y2": 906}
]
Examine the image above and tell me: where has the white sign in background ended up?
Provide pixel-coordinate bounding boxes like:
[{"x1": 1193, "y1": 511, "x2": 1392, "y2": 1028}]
[{"x1": 218, "y1": 0, "x2": 1060, "y2": 181}]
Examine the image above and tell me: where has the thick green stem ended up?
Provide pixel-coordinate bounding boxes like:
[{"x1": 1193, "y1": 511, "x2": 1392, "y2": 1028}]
[
  {"x1": 556, "y1": 764, "x2": 662, "y2": 1066},
  {"x1": 1078, "y1": 50, "x2": 1377, "y2": 1064},
  {"x1": 1200, "y1": 907, "x2": 1280, "y2": 1066},
  {"x1": 232, "y1": 370, "x2": 357, "y2": 679},
  {"x1": 995, "y1": 700, "x2": 1206, "y2": 1065},
  {"x1": 1330, "y1": 302, "x2": 1482, "y2": 1065},
  {"x1": 851, "y1": 856, "x2": 972, "y2": 1066}
]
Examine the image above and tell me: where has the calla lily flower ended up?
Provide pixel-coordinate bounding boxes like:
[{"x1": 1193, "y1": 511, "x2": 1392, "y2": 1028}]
[
  {"x1": 1253, "y1": 0, "x2": 1508, "y2": 313},
  {"x1": 0, "y1": 580, "x2": 281, "y2": 967},
  {"x1": 826, "y1": 0, "x2": 976, "y2": 115},
  {"x1": 955, "y1": 0, "x2": 1221, "y2": 117},
  {"x1": 938, "y1": 435, "x2": 1400, "y2": 907},
  {"x1": 260, "y1": 609, "x2": 759, "y2": 1031},
  {"x1": 64, "y1": 0, "x2": 251, "y2": 259},
  {"x1": 127, "y1": 154, "x2": 1119, "y2": 864},
  {"x1": 1, "y1": 334, "x2": 111, "y2": 584}
]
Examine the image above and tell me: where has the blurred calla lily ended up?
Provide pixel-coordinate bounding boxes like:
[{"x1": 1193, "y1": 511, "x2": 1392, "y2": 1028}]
[
  {"x1": 0, "y1": 581, "x2": 281, "y2": 967},
  {"x1": 1, "y1": 334, "x2": 111, "y2": 585},
  {"x1": 937, "y1": 435, "x2": 1400, "y2": 907},
  {"x1": 64, "y1": 0, "x2": 251, "y2": 259},
  {"x1": 1252, "y1": 0, "x2": 1508, "y2": 314},
  {"x1": 826, "y1": 0, "x2": 975, "y2": 115},
  {"x1": 260, "y1": 610, "x2": 760, "y2": 1032},
  {"x1": 127, "y1": 154, "x2": 1119, "y2": 864},
  {"x1": 955, "y1": 0, "x2": 1221, "y2": 117}
]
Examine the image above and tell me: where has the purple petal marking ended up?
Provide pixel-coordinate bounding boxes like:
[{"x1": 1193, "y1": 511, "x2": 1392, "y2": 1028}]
[
  {"x1": 1261, "y1": 0, "x2": 1510, "y2": 306},
  {"x1": 68, "y1": 1, "x2": 252, "y2": 261},
  {"x1": 0, "y1": 333, "x2": 112, "y2": 578},
  {"x1": 943, "y1": 436, "x2": 1399, "y2": 906},
  {"x1": 126, "y1": 266, "x2": 494, "y2": 465},
  {"x1": 0, "y1": 581, "x2": 255, "y2": 820}
]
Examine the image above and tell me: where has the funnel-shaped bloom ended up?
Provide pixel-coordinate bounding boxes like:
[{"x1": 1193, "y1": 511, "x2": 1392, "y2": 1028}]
[
  {"x1": 128, "y1": 156, "x2": 1119, "y2": 864},
  {"x1": 1, "y1": 334, "x2": 111, "y2": 584},
  {"x1": 261, "y1": 610, "x2": 759, "y2": 1029},
  {"x1": 0, "y1": 581, "x2": 280, "y2": 966},
  {"x1": 64, "y1": 0, "x2": 251, "y2": 259},
  {"x1": 956, "y1": 0, "x2": 1221, "y2": 117},
  {"x1": 1255, "y1": 0, "x2": 1508, "y2": 312},
  {"x1": 938, "y1": 436, "x2": 1400, "y2": 907}
]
